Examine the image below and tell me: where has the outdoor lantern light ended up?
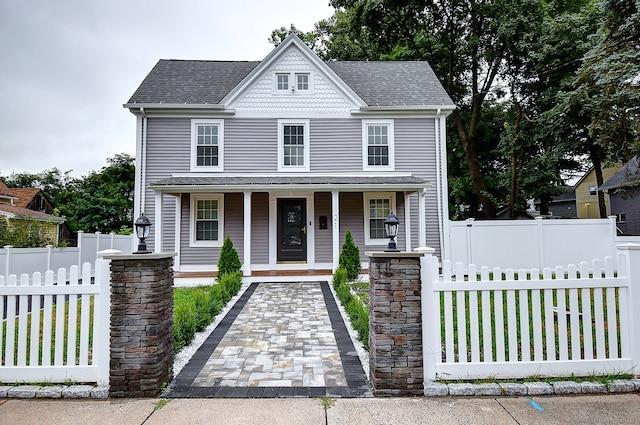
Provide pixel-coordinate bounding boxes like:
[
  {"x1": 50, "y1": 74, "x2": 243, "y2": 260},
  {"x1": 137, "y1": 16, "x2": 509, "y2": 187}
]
[
  {"x1": 384, "y1": 212, "x2": 400, "y2": 252},
  {"x1": 134, "y1": 213, "x2": 152, "y2": 254}
]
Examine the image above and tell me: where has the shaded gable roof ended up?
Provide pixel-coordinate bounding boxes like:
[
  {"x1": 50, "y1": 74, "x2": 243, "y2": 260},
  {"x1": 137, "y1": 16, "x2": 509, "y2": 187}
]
[
  {"x1": 127, "y1": 60, "x2": 260, "y2": 105},
  {"x1": 126, "y1": 36, "x2": 454, "y2": 109},
  {"x1": 600, "y1": 156, "x2": 640, "y2": 191},
  {"x1": 11, "y1": 188, "x2": 42, "y2": 208},
  {"x1": 326, "y1": 61, "x2": 452, "y2": 107},
  {"x1": 0, "y1": 203, "x2": 64, "y2": 223},
  {"x1": 0, "y1": 180, "x2": 17, "y2": 202}
]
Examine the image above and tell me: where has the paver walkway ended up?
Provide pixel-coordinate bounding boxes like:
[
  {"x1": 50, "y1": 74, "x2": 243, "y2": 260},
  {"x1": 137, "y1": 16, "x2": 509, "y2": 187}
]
[{"x1": 167, "y1": 281, "x2": 370, "y2": 398}]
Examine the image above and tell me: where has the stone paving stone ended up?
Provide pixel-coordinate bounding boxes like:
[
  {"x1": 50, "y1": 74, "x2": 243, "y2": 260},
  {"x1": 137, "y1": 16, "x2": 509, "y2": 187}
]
[{"x1": 192, "y1": 282, "x2": 348, "y2": 388}]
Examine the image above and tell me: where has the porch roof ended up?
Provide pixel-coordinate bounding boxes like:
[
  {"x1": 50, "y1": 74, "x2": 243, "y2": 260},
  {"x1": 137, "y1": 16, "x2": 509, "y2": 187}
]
[{"x1": 149, "y1": 175, "x2": 430, "y2": 194}]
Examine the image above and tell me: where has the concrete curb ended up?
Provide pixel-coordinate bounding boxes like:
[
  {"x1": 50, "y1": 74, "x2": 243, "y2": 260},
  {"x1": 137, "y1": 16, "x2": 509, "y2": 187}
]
[
  {"x1": 0, "y1": 385, "x2": 109, "y2": 399},
  {"x1": 425, "y1": 379, "x2": 640, "y2": 397}
]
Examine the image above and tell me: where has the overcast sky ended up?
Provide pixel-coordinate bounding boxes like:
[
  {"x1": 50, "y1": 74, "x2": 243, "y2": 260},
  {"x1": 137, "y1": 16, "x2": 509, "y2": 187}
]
[{"x1": 0, "y1": 0, "x2": 334, "y2": 178}]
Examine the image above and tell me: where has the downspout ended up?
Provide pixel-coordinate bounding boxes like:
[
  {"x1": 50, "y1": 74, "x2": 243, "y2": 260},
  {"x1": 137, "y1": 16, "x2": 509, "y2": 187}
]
[
  {"x1": 434, "y1": 108, "x2": 444, "y2": 255},
  {"x1": 133, "y1": 107, "x2": 147, "y2": 252}
]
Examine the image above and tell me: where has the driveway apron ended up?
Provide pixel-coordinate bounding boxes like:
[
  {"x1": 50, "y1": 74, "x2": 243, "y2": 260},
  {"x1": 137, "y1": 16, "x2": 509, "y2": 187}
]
[{"x1": 167, "y1": 281, "x2": 371, "y2": 398}]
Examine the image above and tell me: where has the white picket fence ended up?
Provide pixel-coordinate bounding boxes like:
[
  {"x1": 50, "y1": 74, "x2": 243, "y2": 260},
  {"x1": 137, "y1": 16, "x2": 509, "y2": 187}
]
[
  {"x1": 0, "y1": 259, "x2": 110, "y2": 385},
  {"x1": 420, "y1": 245, "x2": 640, "y2": 382}
]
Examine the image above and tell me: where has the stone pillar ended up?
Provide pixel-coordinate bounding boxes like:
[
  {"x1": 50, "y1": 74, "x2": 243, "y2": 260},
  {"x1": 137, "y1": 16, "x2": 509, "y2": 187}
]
[
  {"x1": 105, "y1": 253, "x2": 176, "y2": 398},
  {"x1": 368, "y1": 252, "x2": 424, "y2": 396}
]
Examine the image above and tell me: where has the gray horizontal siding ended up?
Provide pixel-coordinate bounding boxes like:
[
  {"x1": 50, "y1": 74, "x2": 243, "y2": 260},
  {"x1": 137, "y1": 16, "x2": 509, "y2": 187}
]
[
  {"x1": 310, "y1": 119, "x2": 361, "y2": 172},
  {"x1": 314, "y1": 192, "x2": 333, "y2": 263},
  {"x1": 251, "y1": 193, "x2": 269, "y2": 264}
]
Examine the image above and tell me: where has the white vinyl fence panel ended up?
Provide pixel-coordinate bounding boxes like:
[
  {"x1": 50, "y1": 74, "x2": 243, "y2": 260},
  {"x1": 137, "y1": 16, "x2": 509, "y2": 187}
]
[
  {"x1": 420, "y1": 247, "x2": 640, "y2": 382},
  {"x1": 448, "y1": 217, "x2": 618, "y2": 270},
  {"x1": 0, "y1": 260, "x2": 110, "y2": 385}
]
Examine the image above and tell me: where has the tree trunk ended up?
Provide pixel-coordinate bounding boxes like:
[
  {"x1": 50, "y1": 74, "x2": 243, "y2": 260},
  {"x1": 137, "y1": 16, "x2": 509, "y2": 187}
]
[
  {"x1": 453, "y1": 110, "x2": 497, "y2": 218},
  {"x1": 593, "y1": 162, "x2": 607, "y2": 218}
]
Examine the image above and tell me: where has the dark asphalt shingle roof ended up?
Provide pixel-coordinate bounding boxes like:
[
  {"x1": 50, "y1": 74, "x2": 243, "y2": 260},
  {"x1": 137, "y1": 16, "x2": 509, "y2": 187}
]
[
  {"x1": 127, "y1": 59, "x2": 454, "y2": 108},
  {"x1": 599, "y1": 156, "x2": 640, "y2": 191}
]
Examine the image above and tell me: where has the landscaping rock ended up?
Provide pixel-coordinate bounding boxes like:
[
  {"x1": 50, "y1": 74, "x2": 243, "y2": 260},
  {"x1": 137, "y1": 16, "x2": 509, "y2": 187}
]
[
  {"x1": 448, "y1": 383, "x2": 476, "y2": 396},
  {"x1": 552, "y1": 381, "x2": 581, "y2": 395},
  {"x1": 0, "y1": 386, "x2": 12, "y2": 397},
  {"x1": 581, "y1": 382, "x2": 608, "y2": 394},
  {"x1": 631, "y1": 379, "x2": 640, "y2": 391},
  {"x1": 524, "y1": 382, "x2": 553, "y2": 395},
  {"x1": 424, "y1": 382, "x2": 448, "y2": 396},
  {"x1": 474, "y1": 383, "x2": 502, "y2": 396},
  {"x1": 36, "y1": 386, "x2": 64, "y2": 398},
  {"x1": 608, "y1": 380, "x2": 635, "y2": 393},
  {"x1": 91, "y1": 386, "x2": 110, "y2": 399},
  {"x1": 498, "y1": 383, "x2": 527, "y2": 396},
  {"x1": 7, "y1": 386, "x2": 40, "y2": 398},
  {"x1": 62, "y1": 385, "x2": 93, "y2": 398}
]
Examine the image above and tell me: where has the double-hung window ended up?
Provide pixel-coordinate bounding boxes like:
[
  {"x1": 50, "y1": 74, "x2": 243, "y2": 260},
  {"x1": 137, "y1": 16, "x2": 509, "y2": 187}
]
[
  {"x1": 278, "y1": 119, "x2": 310, "y2": 171},
  {"x1": 274, "y1": 72, "x2": 312, "y2": 93},
  {"x1": 363, "y1": 120, "x2": 394, "y2": 171},
  {"x1": 364, "y1": 192, "x2": 396, "y2": 245},
  {"x1": 276, "y1": 73, "x2": 289, "y2": 91},
  {"x1": 191, "y1": 119, "x2": 224, "y2": 172},
  {"x1": 190, "y1": 194, "x2": 224, "y2": 247}
]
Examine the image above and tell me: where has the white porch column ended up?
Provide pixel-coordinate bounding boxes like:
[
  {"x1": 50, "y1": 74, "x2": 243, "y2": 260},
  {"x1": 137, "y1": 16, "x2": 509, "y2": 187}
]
[
  {"x1": 243, "y1": 191, "x2": 252, "y2": 277},
  {"x1": 154, "y1": 192, "x2": 163, "y2": 253},
  {"x1": 404, "y1": 192, "x2": 412, "y2": 251},
  {"x1": 418, "y1": 188, "x2": 427, "y2": 248},
  {"x1": 174, "y1": 194, "x2": 182, "y2": 271},
  {"x1": 332, "y1": 190, "x2": 340, "y2": 272}
]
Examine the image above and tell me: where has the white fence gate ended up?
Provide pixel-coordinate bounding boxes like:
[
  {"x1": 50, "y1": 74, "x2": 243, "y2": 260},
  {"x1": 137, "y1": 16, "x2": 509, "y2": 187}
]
[
  {"x1": 420, "y1": 245, "x2": 640, "y2": 382},
  {"x1": 0, "y1": 259, "x2": 110, "y2": 385}
]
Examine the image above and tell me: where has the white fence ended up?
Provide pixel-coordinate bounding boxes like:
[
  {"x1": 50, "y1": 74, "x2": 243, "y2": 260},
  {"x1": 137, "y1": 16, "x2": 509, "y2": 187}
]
[
  {"x1": 420, "y1": 245, "x2": 640, "y2": 382},
  {"x1": 1, "y1": 231, "x2": 132, "y2": 279},
  {"x1": 448, "y1": 217, "x2": 619, "y2": 270},
  {"x1": 0, "y1": 259, "x2": 110, "y2": 385}
]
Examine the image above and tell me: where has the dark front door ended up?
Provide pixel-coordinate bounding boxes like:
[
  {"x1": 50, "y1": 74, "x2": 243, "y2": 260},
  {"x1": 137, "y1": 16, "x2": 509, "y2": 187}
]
[{"x1": 277, "y1": 199, "x2": 307, "y2": 262}]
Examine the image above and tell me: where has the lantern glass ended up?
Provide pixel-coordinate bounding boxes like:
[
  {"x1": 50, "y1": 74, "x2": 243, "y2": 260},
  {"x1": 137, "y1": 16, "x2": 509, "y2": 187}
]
[
  {"x1": 134, "y1": 214, "x2": 152, "y2": 254},
  {"x1": 383, "y1": 212, "x2": 400, "y2": 252}
]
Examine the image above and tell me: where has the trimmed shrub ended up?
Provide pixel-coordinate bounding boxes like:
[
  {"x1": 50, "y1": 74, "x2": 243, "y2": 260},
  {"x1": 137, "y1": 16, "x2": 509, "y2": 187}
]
[
  {"x1": 338, "y1": 229, "x2": 361, "y2": 281},
  {"x1": 217, "y1": 235, "x2": 241, "y2": 278},
  {"x1": 332, "y1": 266, "x2": 369, "y2": 350}
]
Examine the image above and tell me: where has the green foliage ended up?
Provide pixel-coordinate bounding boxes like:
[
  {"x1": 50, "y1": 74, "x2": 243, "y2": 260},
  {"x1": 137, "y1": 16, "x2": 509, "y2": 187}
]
[
  {"x1": 333, "y1": 267, "x2": 369, "y2": 350},
  {"x1": 0, "y1": 216, "x2": 55, "y2": 248},
  {"x1": 338, "y1": 229, "x2": 361, "y2": 281},
  {"x1": 217, "y1": 235, "x2": 242, "y2": 278},
  {"x1": 173, "y1": 271, "x2": 243, "y2": 353},
  {"x1": 3, "y1": 153, "x2": 135, "y2": 235}
]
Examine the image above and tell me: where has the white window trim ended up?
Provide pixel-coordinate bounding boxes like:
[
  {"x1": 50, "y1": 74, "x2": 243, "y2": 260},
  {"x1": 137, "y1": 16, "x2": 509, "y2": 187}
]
[
  {"x1": 364, "y1": 192, "x2": 396, "y2": 246},
  {"x1": 362, "y1": 119, "x2": 395, "y2": 171},
  {"x1": 189, "y1": 194, "x2": 224, "y2": 247},
  {"x1": 190, "y1": 119, "x2": 224, "y2": 172},
  {"x1": 273, "y1": 72, "x2": 313, "y2": 94},
  {"x1": 277, "y1": 119, "x2": 310, "y2": 172}
]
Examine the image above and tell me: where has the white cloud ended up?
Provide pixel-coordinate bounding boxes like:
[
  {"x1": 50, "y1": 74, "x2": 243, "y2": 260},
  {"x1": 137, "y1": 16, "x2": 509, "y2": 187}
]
[{"x1": 0, "y1": 0, "x2": 334, "y2": 177}]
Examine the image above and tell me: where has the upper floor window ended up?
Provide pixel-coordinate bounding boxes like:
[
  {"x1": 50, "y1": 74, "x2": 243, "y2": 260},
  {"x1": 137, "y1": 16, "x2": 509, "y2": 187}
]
[
  {"x1": 191, "y1": 119, "x2": 224, "y2": 172},
  {"x1": 363, "y1": 120, "x2": 394, "y2": 171},
  {"x1": 190, "y1": 194, "x2": 224, "y2": 247},
  {"x1": 274, "y1": 72, "x2": 312, "y2": 93},
  {"x1": 296, "y1": 73, "x2": 309, "y2": 91},
  {"x1": 278, "y1": 119, "x2": 310, "y2": 172},
  {"x1": 277, "y1": 73, "x2": 289, "y2": 91},
  {"x1": 589, "y1": 185, "x2": 597, "y2": 196},
  {"x1": 364, "y1": 192, "x2": 396, "y2": 245}
]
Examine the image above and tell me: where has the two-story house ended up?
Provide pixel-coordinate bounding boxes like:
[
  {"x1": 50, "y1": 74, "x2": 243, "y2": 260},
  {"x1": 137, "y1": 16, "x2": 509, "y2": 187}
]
[{"x1": 125, "y1": 34, "x2": 455, "y2": 278}]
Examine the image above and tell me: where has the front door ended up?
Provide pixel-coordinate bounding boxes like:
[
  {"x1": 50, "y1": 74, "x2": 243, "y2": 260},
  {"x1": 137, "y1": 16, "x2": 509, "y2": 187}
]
[{"x1": 277, "y1": 199, "x2": 307, "y2": 262}]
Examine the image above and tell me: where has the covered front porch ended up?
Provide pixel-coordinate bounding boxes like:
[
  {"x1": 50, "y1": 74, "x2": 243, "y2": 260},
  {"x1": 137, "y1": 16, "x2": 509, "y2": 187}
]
[{"x1": 149, "y1": 175, "x2": 430, "y2": 280}]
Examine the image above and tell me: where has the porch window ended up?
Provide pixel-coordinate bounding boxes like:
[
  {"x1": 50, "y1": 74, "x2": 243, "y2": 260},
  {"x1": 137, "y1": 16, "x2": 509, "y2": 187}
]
[
  {"x1": 364, "y1": 192, "x2": 396, "y2": 245},
  {"x1": 363, "y1": 120, "x2": 394, "y2": 171},
  {"x1": 278, "y1": 119, "x2": 310, "y2": 172},
  {"x1": 190, "y1": 194, "x2": 224, "y2": 247},
  {"x1": 191, "y1": 119, "x2": 224, "y2": 172}
]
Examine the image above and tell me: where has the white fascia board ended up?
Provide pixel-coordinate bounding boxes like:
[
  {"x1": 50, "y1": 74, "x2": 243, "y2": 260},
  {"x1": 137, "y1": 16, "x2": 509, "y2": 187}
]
[
  {"x1": 352, "y1": 105, "x2": 456, "y2": 116},
  {"x1": 149, "y1": 182, "x2": 431, "y2": 194}
]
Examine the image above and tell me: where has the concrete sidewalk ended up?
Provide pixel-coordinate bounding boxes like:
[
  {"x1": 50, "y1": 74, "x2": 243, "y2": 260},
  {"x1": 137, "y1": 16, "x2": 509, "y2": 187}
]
[{"x1": 1, "y1": 394, "x2": 639, "y2": 425}]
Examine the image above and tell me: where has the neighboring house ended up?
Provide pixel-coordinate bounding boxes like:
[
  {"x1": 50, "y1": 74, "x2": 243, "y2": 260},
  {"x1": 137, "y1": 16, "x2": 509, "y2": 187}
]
[
  {"x1": 0, "y1": 180, "x2": 66, "y2": 244},
  {"x1": 599, "y1": 156, "x2": 640, "y2": 235},
  {"x1": 125, "y1": 35, "x2": 455, "y2": 277},
  {"x1": 533, "y1": 186, "x2": 577, "y2": 218},
  {"x1": 574, "y1": 165, "x2": 621, "y2": 219}
]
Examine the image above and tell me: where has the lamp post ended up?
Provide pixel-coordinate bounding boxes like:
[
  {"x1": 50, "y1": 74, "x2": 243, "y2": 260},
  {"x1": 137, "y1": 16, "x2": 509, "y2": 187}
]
[
  {"x1": 134, "y1": 214, "x2": 152, "y2": 254},
  {"x1": 384, "y1": 212, "x2": 400, "y2": 252}
]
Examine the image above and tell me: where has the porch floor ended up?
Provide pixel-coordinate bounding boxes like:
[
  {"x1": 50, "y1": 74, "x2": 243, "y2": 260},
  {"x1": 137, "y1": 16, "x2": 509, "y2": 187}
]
[{"x1": 166, "y1": 281, "x2": 370, "y2": 398}]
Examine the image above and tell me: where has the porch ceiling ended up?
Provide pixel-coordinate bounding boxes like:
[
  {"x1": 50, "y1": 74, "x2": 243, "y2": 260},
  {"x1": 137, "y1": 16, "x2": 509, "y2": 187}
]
[{"x1": 149, "y1": 175, "x2": 430, "y2": 194}]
